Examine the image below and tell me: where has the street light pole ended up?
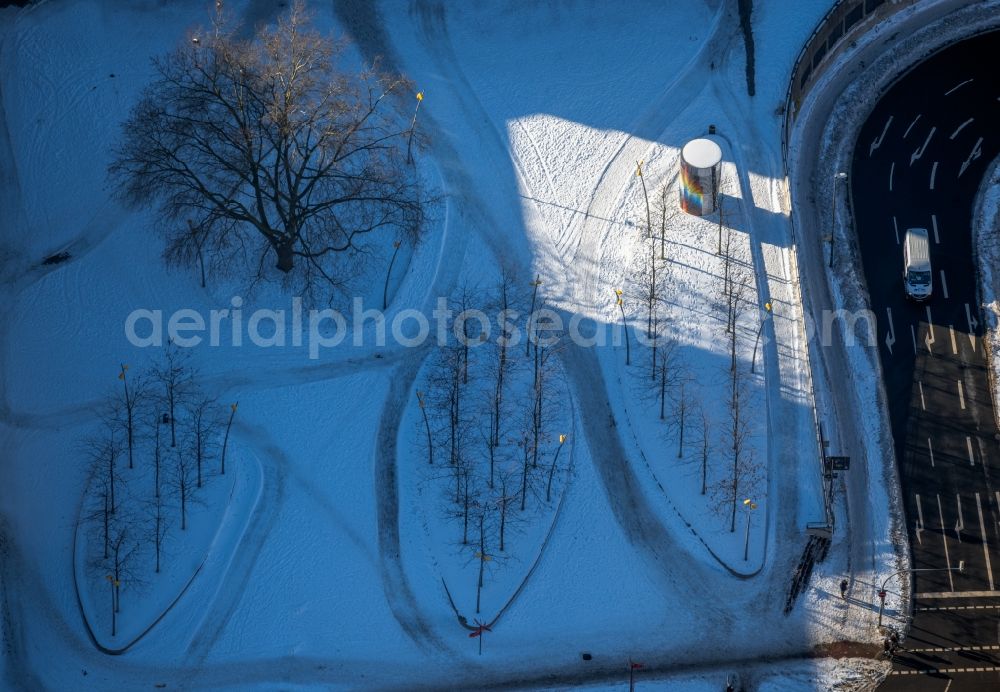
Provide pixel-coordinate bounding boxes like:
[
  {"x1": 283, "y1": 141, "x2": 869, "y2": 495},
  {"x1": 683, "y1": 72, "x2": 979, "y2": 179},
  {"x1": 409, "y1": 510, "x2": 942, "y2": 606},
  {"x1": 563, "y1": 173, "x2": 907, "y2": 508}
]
[
  {"x1": 877, "y1": 562, "x2": 965, "y2": 626},
  {"x1": 742, "y1": 498, "x2": 758, "y2": 561},
  {"x1": 830, "y1": 172, "x2": 848, "y2": 269},
  {"x1": 751, "y1": 302, "x2": 772, "y2": 374}
]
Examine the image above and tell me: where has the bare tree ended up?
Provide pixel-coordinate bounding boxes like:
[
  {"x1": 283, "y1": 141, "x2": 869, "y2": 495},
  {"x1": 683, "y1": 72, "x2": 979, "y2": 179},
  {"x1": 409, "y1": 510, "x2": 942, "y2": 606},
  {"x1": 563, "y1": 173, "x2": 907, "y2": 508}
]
[
  {"x1": 83, "y1": 424, "x2": 124, "y2": 518},
  {"x1": 496, "y1": 469, "x2": 517, "y2": 552},
  {"x1": 220, "y1": 402, "x2": 237, "y2": 474},
  {"x1": 187, "y1": 395, "x2": 220, "y2": 489},
  {"x1": 171, "y1": 447, "x2": 196, "y2": 531},
  {"x1": 108, "y1": 1, "x2": 425, "y2": 302},
  {"x1": 114, "y1": 364, "x2": 147, "y2": 470},
  {"x1": 154, "y1": 343, "x2": 195, "y2": 448},
  {"x1": 148, "y1": 492, "x2": 169, "y2": 574},
  {"x1": 698, "y1": 404, "x2": 711, "y2": 496},
  {"x1": 711, "y1": 369, "x2": 760, "y2": 531}
]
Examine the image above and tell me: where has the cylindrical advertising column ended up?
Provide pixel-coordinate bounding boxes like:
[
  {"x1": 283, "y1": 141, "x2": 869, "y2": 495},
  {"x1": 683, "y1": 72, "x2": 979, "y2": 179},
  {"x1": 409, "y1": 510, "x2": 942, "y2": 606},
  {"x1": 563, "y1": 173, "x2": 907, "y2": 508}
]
[{"x1": 679, "y1": 138, "x2": 722, "y2": 216}]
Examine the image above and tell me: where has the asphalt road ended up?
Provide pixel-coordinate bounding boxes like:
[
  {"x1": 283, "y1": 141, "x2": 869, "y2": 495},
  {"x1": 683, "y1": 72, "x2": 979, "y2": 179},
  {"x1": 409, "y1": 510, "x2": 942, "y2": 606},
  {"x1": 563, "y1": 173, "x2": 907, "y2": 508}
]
[{"x1": 849, "y1": 30, "x2": 1000, "y2": 690}]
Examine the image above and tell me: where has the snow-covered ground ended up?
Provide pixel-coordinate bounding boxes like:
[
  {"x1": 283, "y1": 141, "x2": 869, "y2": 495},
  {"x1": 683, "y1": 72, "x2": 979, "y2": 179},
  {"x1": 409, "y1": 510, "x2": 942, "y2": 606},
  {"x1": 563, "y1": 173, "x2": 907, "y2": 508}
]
[
  {"x1": 975, "y1": 157, "x2": 1000, "y2": 432},
  {"x1": 0, "y1": 0, "x2": 928, "y2": 689}
]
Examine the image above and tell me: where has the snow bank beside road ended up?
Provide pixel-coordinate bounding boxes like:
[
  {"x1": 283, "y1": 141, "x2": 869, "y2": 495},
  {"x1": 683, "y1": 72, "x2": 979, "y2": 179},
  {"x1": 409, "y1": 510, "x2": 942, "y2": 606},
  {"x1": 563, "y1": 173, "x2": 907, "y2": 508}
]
[{"x1": 974, "y1": 157, "x2": 1000, "y2": 433}]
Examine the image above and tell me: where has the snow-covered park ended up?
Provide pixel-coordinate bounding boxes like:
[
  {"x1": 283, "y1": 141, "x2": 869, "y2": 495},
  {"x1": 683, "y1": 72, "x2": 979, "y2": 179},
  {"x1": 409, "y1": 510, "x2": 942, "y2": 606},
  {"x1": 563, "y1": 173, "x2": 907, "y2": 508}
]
[{"x1": 0, "y1": 0, "x2": 922, "y2": 689}]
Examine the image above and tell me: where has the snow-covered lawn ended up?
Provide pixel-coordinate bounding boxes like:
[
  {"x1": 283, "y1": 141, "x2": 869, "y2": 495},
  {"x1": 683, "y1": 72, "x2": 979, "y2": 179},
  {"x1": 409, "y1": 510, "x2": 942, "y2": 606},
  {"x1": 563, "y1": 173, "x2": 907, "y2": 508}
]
[{"x1": 0, "y1": 0, "x2": 908, "y2": 689}]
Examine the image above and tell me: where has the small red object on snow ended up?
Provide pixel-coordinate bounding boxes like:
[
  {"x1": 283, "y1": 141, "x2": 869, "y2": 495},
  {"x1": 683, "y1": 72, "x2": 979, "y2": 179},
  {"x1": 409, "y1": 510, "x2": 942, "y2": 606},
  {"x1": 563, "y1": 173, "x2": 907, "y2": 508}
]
[
  {"x1": 469, "y1": 622, "x2": 492, "y2": 638},
  {"x1": 631, "y1": 661, "x2": 644, "y2": 670}
]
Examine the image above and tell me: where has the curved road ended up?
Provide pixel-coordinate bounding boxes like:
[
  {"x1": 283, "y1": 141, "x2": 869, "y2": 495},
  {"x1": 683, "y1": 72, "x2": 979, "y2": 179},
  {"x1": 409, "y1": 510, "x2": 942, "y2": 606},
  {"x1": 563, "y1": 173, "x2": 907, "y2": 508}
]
[{"x1": 850, "y1": 30, "x2": 1000, "y2": 690}]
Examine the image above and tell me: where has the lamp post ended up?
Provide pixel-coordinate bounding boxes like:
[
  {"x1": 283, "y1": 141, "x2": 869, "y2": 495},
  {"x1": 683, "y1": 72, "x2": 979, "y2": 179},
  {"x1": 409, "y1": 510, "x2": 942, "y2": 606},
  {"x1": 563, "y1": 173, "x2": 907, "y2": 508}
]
[
  {"x1": 615, "y1": 289, "x2": 631, "y2": 365},
  {"x1": 742, "y1": 498, "x2": 757, "y2": 561},
  {"x1": 877, "y1": 562, "x2": 965, "y2": 626},
  {"x1": 751, "y1": 302, "x2": 772, "y2": 374},
  {"x1": 829, "y1": 172, "x2": 848, "y2": 268}
]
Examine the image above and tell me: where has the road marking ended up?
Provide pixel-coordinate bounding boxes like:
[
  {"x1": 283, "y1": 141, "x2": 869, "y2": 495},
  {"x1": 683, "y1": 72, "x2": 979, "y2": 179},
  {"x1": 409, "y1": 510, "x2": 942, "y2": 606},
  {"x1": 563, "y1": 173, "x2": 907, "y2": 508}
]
[
  {"x1": 891, "y1": 666, "x2": 1000, "y2": 676},
  {"x1": 919, "y1": 381, "x2": 926, "y2": 410},
  {"x1": 966, "y1": 302, "x2": 979, "y2": 332},
  {"x1": 932, "y1": 214, "x2": 940, "y2": 243},
  {"x1": 911, "y1": 126, "x2": 936, "y2": 165},
  {"x1": 950, "y1": 117, "x2": 974, "y2": 139},
  {"x1": 965, "y1": 304, "x2": 978, "y2": 351},
  {"x1": 941, "y1": 270, "x2": 949, "y2": 299},
  {"x1": 903, "y1": 114, "x2": 921, "y2": 139},
  {"x1": 889, "y1": 161, "x2": 895, "y2": 192},
  {"x1": 960, "y1": 137, "x2": 983, "y2": 178},
  {"x1": 892, "y1": 215, "x2": 900, "y2": 244},
  {"x1": 958, "y1": 380, "x2": 966, "y2": 410},
  {"x1": 967, "y1": 436, "x2": 975, "y2": 465},
  {"x1": 910, "y1": 324, "x2": 917, "y2": 353},
  {"x1": 930, "y1": 161, "x2": 939, "y2": 190},
  {"x1": 944, "y1": 78, "x2": 974, "y2": 95},
  {"x1": 928, "y1": 439, "x2": 935, "y2": 468},
  {"x1": 885, "y1": 307, "x2": 896, "y2": 353},
  {"x1": 870, "y1": 116, "x2": 893, "y2": 156},
  {"x1": 950, "y1": 325, "x2": 958, "y2": 354},
  {"x1": 955, "y1": 494, "x2": 964, "y2": 541},
  {"x1": 908, "y1": 645, "x2": 1000, "y2": 652},
  {"x1": 925, "y1": 307, "x2": 935, "y2": 352},
  {"x1": 939, "y1": 494, "x2": 955, "y2": 591},
  {"x1": 978, "y1": 492, "x2": 995, "y2": 590},
  {"x1": 916, "y1": 594, "x2": 1000, "y2": 602},
  {"x1": 917, "y1": 493, "x2": 926, "y2": 544}
]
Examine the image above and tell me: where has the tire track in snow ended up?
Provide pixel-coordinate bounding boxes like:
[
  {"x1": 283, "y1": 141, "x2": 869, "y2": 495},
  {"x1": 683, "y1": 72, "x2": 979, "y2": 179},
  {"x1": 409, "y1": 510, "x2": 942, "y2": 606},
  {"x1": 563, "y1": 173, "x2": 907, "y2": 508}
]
[
  {"x1": 405, "y1": 0, "x2": 740, "y2": 597},
  {"x1": 563, "y1": 1, "x2": 738, "y2": 313}
]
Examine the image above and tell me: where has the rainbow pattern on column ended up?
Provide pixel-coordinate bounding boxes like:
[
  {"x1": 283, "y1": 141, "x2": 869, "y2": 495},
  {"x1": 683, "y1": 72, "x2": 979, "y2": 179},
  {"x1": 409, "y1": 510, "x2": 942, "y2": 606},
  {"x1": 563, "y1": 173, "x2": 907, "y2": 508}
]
[{"x1": 680, "y1": 164, "x2": 705, "y2": 215}]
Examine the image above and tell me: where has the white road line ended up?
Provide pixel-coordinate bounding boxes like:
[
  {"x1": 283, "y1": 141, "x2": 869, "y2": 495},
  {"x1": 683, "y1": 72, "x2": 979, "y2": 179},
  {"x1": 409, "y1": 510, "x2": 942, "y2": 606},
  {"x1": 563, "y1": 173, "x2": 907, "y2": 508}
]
[
  {"x1": 870, "y1": 116, "x2": 893, "y2": 156},
  {"x1": 904, "y1": 114, "x2": 922, "y2": 139},
  {"x1": 917, "y1": 595, "x2": 1000, "y2": 602},
  {"x1": 932, "y1": 214, "x2": 940, "y2": 243},
  {"x1": 911, "y1": 126, "x2": 937, "y2": 165},
  {"x1": 978, "y1": 492, "x2": 995, "y2": 590},
  {"x1": 928, "y1": 439, "x2": 935, "y2": 468},
  {"x1": 958, "y1": 380, "x2": 966, "y2": 410},
  {"x1": 919, "y1": 381, "x2": 926, "y2": 410},
  {"x1": 956, "y1": 494, "x2": 964, "y2": 541},
  {"x1": 966, "y1": 302, "x2": 979, "y2": 331},
  {"x1": 941, "y1": 270, "x2": 949, "y2": 298},
  {"x1": 960, "y1": 136, "x2": 983, "y2": 178},
  {"x1": 930, "y1": 161, "x2": 939, "y2": 190},
  {"x1": 926, "y1": 306, "x2": 935, "y2": 352},
  {"x1": 950, "y1": 117, "x2": 974, "y2": 139},
  {"x1": 939, "y1": 494, "x2": 956, "y2": 591},
  {"x1": 909, "y1": 645, "x2": 1000, "y2": 653},
  {"x1": 966, "y1": 303, "x2": 978, "y2": 351},
  {"x1": 917, "y1": 493, "x2": 926, "y2": 544},
  {"x1": 892, "y1": 215, "x2": 900, "y2": 244},
  {"x1": 945, "y1": 78, "x2": 974, "y2": 95},
  {"x1": 889, "y1": 161, "x2": 895, "y2": 192},
  {"x1": 911, "y1": 324, "x2": 917, "y2": 353},
  {"x1": 967, "y1": 436, "x2": 975, "y2": 465},
  {"x1": 885, "y1": 307, "x2": 896, "y2": 353},
  {"x1": 950, "y1": 325, "x2": 958, "y2": 354}
]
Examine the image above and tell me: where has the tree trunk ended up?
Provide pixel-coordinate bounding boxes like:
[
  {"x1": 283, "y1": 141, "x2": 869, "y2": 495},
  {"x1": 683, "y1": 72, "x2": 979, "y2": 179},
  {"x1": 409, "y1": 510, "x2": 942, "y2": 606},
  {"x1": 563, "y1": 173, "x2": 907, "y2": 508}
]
[{"x1": 276, "y1": 238, "x2": 295, "y2": 273}]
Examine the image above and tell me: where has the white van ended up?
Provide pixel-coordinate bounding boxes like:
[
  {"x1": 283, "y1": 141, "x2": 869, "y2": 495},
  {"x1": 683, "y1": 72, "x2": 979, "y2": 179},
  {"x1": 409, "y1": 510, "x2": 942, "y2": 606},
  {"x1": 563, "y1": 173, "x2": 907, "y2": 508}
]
[{"x1": 903, "y1": 228, "x2": 932, "y2": 301}]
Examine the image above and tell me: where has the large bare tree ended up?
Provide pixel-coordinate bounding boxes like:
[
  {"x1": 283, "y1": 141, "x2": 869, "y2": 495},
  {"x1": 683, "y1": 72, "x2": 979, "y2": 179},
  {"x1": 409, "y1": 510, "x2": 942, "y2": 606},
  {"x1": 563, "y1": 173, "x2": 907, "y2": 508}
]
[{"x1": 109, "y1": 1, "x2": 425, "y2": 300}]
